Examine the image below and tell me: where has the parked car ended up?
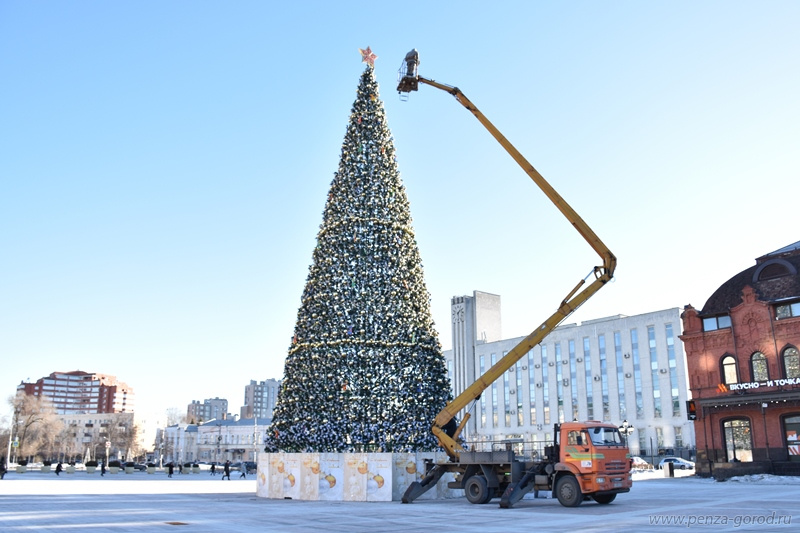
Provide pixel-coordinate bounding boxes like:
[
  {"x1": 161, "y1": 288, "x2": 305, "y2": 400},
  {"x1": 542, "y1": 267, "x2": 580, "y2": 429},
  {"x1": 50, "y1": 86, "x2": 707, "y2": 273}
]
[
  {"x1": 631, "y1": 456, "x2": 653, "y2": 470},
  {"x1": 132, "y1": 463, "x2": 147, "y2": 471},
  {"x1": 658, "y1": 457, "x2": 695, "y2": 470}
]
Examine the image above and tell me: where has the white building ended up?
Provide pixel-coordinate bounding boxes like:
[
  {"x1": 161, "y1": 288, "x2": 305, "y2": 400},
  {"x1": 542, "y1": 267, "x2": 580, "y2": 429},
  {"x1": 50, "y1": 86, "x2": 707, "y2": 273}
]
[
  {"x1": 158, "y1": 417, "x2": 271, "y2": 466},
  {"x1": 58, "y1": 412, "x2": 136, "y2": 462},
  {"x1": 444, "y1": 291, "x2": 695, "y2": 458}
]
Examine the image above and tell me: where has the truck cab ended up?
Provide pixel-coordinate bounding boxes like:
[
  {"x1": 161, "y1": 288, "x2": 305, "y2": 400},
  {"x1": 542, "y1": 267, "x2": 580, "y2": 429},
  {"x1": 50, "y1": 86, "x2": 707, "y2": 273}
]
[{"x1": 549, "y1": 421, "x2": 632, "y2": 506}]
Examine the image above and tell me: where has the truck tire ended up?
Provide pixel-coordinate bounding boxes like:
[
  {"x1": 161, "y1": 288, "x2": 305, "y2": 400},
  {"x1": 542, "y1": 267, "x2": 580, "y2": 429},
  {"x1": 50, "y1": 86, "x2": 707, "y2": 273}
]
[
  {"x1": 555, "y1": 475, "x2": 582, "y2": 507},
  {"x1": 593, "y1": 493, "x2": 616, "y2": 504},
  {"x1": 465, "y1": 475, "x2": 492, "y2": 504}
]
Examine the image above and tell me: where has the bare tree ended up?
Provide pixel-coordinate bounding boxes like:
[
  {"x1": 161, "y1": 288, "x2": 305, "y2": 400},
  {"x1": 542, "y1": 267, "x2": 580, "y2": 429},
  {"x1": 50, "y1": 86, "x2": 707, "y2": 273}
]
[
  {"x1": 103, "y1": 413, "x2": 135, "y2": 461},
  {"x1": 57, "y1": 423, "x2": 79, "y2": 462},
  {"x1": 165, "y1": 407, "x2": 186, "y2": 426},
  {"x1": 7, "y1": 394, "x2": 61, "y2": 462}
]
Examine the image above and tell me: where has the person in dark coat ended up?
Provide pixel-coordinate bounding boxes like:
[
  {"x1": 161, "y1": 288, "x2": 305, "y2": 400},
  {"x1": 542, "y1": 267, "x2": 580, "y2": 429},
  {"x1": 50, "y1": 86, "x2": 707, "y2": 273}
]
[
  {"x1": 210, "y1": 464, "x2": 216, "y2": 476},
  {"x1": 55, "y1": 462, "x2": 63, "y2": 476},
  {"x1": 168, "y1": 463, "x2": 174, "y2": 478},
  {"x1": 222, "y1": 460, "x2": 231, "y2": 480},
  {"x1": 100, "y1": 461, "x2": 106, "y2": 476}
]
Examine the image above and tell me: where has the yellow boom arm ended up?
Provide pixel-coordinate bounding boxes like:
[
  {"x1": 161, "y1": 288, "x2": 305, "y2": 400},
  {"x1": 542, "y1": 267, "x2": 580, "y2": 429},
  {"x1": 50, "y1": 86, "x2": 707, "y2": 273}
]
[{"x1": 398, "y1": 52, "x2": 617, "y2": 461}]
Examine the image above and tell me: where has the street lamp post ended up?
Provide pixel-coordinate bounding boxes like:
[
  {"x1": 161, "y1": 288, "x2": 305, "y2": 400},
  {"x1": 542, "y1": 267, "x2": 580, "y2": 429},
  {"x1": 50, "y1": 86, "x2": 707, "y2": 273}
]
[
  {"x1": 216, "y1": 423, "x2": 222, "y2": 465},
  {"x1": 253, "y1": 417, "x2": 258, "y2": 465},
  {"x1": 6, "y1": 407, "x2": 21, "y2": 466},
  {"x1": 619, "y1": 420, "x2": 634, "y2": 448}
]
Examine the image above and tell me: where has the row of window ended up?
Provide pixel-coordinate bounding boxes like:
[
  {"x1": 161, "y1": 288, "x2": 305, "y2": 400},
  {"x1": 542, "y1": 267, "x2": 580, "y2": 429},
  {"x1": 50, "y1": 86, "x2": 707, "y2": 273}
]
[
  {"x1": 721, "y1": 346, "x2": 800, "y2": 384},
  {"x1": 476, "y1": 325, "x2": 683, "y2": 429},
  {"x1": 704, "y1": 301, "x2": 800, "y2": 332},
  {"x1": 636, "y1": 426, "x2": 684, "y2": 453}
]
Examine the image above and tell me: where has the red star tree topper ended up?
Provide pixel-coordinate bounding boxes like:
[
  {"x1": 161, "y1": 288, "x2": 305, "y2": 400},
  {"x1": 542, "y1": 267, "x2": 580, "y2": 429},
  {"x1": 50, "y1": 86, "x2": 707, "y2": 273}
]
[{"x1": 359, "y1": 46, "x2": 378, "y2": 66}]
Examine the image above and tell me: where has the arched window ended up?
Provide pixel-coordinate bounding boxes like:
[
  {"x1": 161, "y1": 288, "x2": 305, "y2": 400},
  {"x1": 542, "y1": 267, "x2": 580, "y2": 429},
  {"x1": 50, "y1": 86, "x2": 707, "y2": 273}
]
[
  {"x1": 783, "y1": 347, "x2": 800, "y2": 379},
  {"x1": 723, "y1": 418, "x2": 753, "y2": 462},
  {"x1": 751, "y1": 352, "x2": 769, "y2": 382},
  {"x1": 721, "y1": 355, "x2": 738, "y2": 385}
]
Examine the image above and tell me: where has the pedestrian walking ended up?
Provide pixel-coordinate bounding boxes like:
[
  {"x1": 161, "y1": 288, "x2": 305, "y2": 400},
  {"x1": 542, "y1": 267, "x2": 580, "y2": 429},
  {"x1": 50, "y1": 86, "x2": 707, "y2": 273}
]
[
  {"x1": 221, "y1": 460, "x2": 231, "y2": 480},
  {"x1": 210, "y1": 464, "x2": 216, "y2": 476},
  {"x1": 239, "y1": 465, "x2": 247, "y2": 479},
  {"x1": 55, "y1": 462, "x2": 63, "y2": 476},
  {"x1": 0, "y1": 457, "x2": 6, "y2": 480},
  {"x1": 100, "y1": 461, "x2": 106, "y2": 477},
  {"x1": 168, "y1": 463, "x2": 174, "y2": 478}
]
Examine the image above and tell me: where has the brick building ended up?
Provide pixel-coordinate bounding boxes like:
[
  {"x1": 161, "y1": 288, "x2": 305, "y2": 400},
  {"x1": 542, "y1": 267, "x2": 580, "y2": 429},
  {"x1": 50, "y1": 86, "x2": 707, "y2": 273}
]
[
  {"x1": 681, "y1": 241, "x2": 800, "y2": 479},
  {"x1": 17, "y1": 370, "x2": 134, "y2": 414}
]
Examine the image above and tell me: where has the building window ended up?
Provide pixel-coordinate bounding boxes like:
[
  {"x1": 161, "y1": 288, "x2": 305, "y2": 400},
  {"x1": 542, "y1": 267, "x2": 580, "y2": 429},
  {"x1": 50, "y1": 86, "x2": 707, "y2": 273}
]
[
  {"x1": 599, "y1": 334, "x2": 610, "y2": 421},
  {"x1": 757, "y1": 261, "x2": 793, "y2": 281},
  {"x1": 569, "y1": 340, "x2": 579, "y2": 422},
  {"x1": 751, "y1": 352, "x2": 769, "y2": 382},
  {"x1": 503, "y1": 351, "x2": 511, "y2": 427},
  {"x1": 703, "y1": 315, "x2": 732, "y2": 331},
  {"x1": 665, "y1": 324, "x2": 680, "y2": 417},
  {"x1": 674, "y1": 426, "x2": 683, "y2": 448},
  {"x1": 647, "y1": 327, "x2": 661, "y2": 418},
  {"x1": 723, "y1": 418, "x2": 753, "y2": 462},
  {"x1": 491, "y1": 353, "x2": 498, "y2": 427},
  {"x1": 584, "y1": 337, "x2": 594, "y2": 420},
  {"x1": 631, "y1": 328, "x2": 644, "y2": 419},
  {"x1": 784, "y1": 414, "x2": 800, "y2": 463},
  {"x1": 555, "y1": 342, "x2": 565, "y2": 423},
  {"x1": 479, "y1": 355, "x2": 486, "y2": 427},
  {"x1": 613, "y1": 332, "x2": 625, "y2": 421},
  {"x1": 541, "y1": 345, "x2": 550, "y2": 425},
  {"x1": 783, "y1": 347, "x2": 800, "y2": 379},
  {"x1": 721, "y1": 355, "x2": 738, "y2": 385},
  {"x1": 516, "y1": 360, "x2": 524, "y2": 426},
  {"x1": 528, "y1": 350, "x2": 536, "y2": 426},
  {"x1": 776, "y1": 301, "x2": 800, "y2": 320}
]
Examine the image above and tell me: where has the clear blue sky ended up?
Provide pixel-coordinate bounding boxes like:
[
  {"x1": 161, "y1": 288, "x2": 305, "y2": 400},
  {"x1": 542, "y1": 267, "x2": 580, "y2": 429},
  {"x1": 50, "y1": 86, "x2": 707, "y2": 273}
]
[{"x1": 2, "y1": 1, "x2": 798, "y2": 430}]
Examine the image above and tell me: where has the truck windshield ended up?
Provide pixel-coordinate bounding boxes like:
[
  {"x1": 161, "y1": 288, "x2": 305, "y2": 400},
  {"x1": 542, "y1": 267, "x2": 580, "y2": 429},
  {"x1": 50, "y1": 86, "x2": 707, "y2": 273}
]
[{"x1": 586, "y1": 427, "x2": 623, "y2": 446}]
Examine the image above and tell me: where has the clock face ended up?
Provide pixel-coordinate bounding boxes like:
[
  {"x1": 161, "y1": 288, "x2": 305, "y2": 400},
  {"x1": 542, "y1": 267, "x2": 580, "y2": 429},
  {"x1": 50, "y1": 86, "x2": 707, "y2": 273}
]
[{"x1": 452, "y1": 306, "x2": 465, "y2": 322}]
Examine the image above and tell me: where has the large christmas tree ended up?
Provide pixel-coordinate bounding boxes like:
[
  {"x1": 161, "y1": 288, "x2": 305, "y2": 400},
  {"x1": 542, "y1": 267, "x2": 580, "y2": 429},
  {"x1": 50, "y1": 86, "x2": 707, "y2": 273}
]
[{"x1": 264, "y1": 49, "x2": 451, "y2": 453}]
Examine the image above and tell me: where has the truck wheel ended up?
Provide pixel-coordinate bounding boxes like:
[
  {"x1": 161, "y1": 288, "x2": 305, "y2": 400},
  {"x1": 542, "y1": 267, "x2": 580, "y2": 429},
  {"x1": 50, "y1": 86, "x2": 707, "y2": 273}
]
[
  {"x1": 465, "y1": 475, "x2": 492, "y2": 504},
  {"x1": 555, "y1": 475, "x2": 582, "y2": 507},
  {"x1": 593, "y1": 493, "x2": 616, "y2": 504}
]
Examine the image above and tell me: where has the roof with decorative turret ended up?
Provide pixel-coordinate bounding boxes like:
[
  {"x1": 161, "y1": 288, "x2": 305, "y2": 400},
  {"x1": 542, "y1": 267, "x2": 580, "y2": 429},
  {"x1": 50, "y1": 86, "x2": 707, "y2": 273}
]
[{"x1": 700, "y1": 241, "x2": 800, "y2": 316}]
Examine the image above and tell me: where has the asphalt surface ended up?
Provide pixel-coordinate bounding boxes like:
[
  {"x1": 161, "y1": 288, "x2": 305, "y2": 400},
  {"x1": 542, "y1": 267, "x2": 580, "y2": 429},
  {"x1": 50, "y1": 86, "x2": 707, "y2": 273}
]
[{"x1": 0, "y1": 469, "x2": 797, "y2": 532}]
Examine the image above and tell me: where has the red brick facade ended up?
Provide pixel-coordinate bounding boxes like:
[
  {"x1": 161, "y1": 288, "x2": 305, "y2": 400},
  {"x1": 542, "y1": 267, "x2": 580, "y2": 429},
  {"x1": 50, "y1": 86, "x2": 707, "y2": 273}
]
[{"x1": 680, "y1": 243, "x2": 800, "y2": 478}]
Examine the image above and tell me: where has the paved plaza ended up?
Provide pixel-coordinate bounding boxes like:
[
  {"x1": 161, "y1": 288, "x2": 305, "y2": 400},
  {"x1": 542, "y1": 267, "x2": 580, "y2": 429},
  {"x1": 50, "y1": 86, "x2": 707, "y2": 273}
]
[{"x1": 1, "y1": 469, "x2": 798, "y2": 532}]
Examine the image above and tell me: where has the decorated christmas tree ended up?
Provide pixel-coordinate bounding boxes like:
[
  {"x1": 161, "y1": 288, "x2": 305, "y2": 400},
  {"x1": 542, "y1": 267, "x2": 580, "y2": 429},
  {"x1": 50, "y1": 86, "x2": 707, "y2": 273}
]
[{"x1": 264, "y1": 48, "x2": 452, "y2": 453}]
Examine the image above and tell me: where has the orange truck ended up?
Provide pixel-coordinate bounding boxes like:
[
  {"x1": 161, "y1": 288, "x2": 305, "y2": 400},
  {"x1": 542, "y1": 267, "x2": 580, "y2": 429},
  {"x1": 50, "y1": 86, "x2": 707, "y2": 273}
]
[
  {"x1": 404, "y1": 421, "x2": 632, "y2": 507},
  {"x1": 397, "y1": 50, "x2": 630, "y2": 507}
]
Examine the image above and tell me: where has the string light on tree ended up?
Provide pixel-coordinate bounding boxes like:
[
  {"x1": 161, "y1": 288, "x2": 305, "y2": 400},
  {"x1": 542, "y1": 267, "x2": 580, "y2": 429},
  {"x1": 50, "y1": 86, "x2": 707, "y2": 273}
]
[{"x1": 264, "y1": 49, "x2": 451, "y2": 453}]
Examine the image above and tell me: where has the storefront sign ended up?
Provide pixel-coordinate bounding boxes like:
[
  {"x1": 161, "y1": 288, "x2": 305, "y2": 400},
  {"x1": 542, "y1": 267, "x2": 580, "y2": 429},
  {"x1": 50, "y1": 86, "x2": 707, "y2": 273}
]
[{"x1": 720, "y1": 377, "x2": 800, "y2": 392}]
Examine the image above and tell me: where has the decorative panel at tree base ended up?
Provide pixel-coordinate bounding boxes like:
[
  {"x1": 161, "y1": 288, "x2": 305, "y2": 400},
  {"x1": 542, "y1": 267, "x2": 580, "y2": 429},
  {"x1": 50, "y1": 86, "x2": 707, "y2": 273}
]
[{"x1": 256, "y1": 452, "x2": 459, "y2": 501}]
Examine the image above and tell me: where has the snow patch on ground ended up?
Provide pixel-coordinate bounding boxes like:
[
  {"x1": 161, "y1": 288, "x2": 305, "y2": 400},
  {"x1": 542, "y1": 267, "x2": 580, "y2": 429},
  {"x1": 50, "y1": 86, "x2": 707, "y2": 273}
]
[
  {"x1": 631, "y1": 469, "x2": 800, "y2": 485},
  {"x1": 723, "y1": 473, "x2": 800, "y2": 485}
]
